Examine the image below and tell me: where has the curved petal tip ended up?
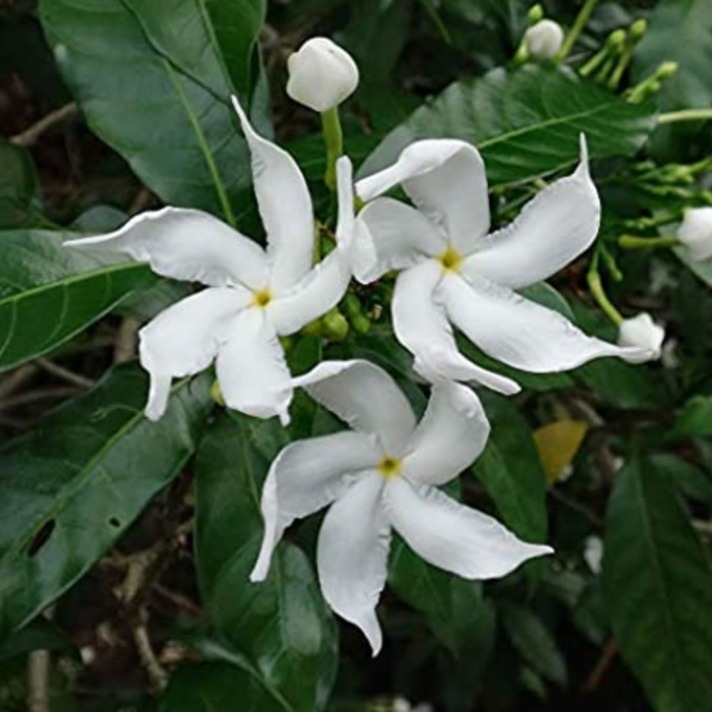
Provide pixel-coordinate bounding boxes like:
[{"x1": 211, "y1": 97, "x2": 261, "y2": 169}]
[{"x1": 576, "y1": 133, "x2": 590, "y2": 179}]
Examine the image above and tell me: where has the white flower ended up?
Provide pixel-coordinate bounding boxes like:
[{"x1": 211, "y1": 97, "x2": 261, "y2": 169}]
[
  {"x1": 677, "y1": 207, "x2": 712, "y2": 262},
  {"x1": 523, "y1": 19, "x2": 564, "y2": 60},
  {"x1": 349, "y1": 136, "x2": 653, "y2": 393},
  {"x1": 618, "y1": 313, "x2": 664, "y2": 359},
  {"x1": 583, "y1": 535, "x2": 603, "y2": 574},
  {"x1": 250, "y1": 360, "x2": 552, "y2": 655},
  {"x1": 67, "y1": 97, "x2": 352, "y2": 425},
  {"x1": 287, "y1": 37, "x2": 359, "y2": 112}
]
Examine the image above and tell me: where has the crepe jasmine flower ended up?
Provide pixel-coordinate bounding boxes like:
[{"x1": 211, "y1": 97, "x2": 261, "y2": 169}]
[
  {"x1": 523, "y1": 19, "x2": 564, "y2": 60},
  {"x1": 250, "y1": 360, "x2": 552, "y2": 655},
  {"x1": 618, "y1": 313, "x2": 664, "y2": 359},
  {"x1": 287, "y1": 37, "x2": 359, "y2": 112},
  {"x1": 67, "y1": 98, "x2": 352, "y2": 424},
  {"x1": 677, "y1": 207, "x2": 712, "y2": 262},
  {"x1": 349, "y1": 136, "x2": 653, "y2": 394}
]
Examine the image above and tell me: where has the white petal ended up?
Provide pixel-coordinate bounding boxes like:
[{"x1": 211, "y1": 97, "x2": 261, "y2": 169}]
[
  {"x1": 139, "y1": 287, "x2": 250, "y2": 421},
  {"x1": 402, "y1": 382, "x2": 490, "y2": 486},
  {"x1": 356, "y1": 139, "x2": 490, "y2": 254},
  {"x1": 293, "y1": 360, "x2": 416, "y2": 454},
  {"x1": 441, "y1": 274, "x2": 652, "y2": 373},
  {"x1": 317, "y1": 472, "x2": 390, "y2": 656},
  {"x1": 335, "y1": 156, "x2": 355, "y2": 252},
  {"x1": 393, "y1": 262, "x2": 520, "y2": 394},
  {"x1": 231, "y1": 96, "x2": 314, "y2": 291},
  {"x1": 66, "y1": 207, "x2": 268, "y2": 290},
  {"x1": 250, "y1": 431, "x2": 380, "y2": 582},
  {"x1": 463, "y1": 136, "x2": 600, "y2": 289},
  {"x1": 351, "y1": 198, "x2": 443, "y2": 283},
  {"x1": 268, "y1": 251, "x2": 350, "y2": 336},
  {"x1": 216, "y1": 308, "x2": 293, "y2": 424},
  {"x1": 385, "y1": 478, "x2": 552, "y2": 579}
]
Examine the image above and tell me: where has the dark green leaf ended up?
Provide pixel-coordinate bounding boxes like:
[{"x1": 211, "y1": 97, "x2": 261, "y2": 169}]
[
  {"x1": 473, "y1": 392, "x2": 548, "y2": 542},
  {"x1": 500, "y1": 604, "x2": 567, "y2": 686},
  {"x1": 674, "y1": 395, "x2": 712, "y2": 438},
  {"x1": 0, "y1": 230, "x2": 155, "y2": 372},
  {"x1": 603, "y1": 457, "x2": 712, "y2": 712},
  {"x1": 195, "y1": 416, "x2": 337, "y2": 712},
  {"x1": 0, "y1": 140, "x2": 44, "y2": 229},
  {"x1": 0, "y1": 365, "x2": 212, "y2": 637},
  {"x1": 39, "y1": 0, "x2": 253, "y2": 222},
  {"x1": 159, "y1": 662, "x2": 287, "y2": 712},
  {"x1": 359, "y1": 66, "x2": 656, "y2": 186},
  {"x1": 0, "y1": 618, "x2": 78, "y2": 663}
]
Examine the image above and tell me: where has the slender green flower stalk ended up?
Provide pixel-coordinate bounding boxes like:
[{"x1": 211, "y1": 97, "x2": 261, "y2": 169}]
[
  {"x1": 321, "y1": 106, "x2": 344, "y2": 191},
  {"x1": 618, "y1": 234, "x2": 680, "y2": 250},
  {"x1": 556, "y1": 0, "x2": 602, "y2": 62},
  {"x1": 587, "y1": 251, "x2": 623, "y2": 326}
]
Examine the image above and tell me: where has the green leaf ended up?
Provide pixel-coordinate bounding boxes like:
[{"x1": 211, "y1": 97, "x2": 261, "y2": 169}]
[
  {"x1": 389, "y1": 537, "x2": 496, "y2": 657},
  {"x1": 39, "y1": 0, "x2": 253, "y2": 223},
  {"x1": 473, "y1": 392, "x2": 548, "y2": 542},
  {"x1": 359, "y1": 66, "x2": 656, "y2": 186},
  {"x1": 674, "y1": 395, "x2": 712, "y2": 438},
  {"x1": 500, "y1": 604, "x2": 567, "y2": 686},
  {"x1": 0, "y1": 140, "x2": 44, "y2": 229},
  {"x1": 0, "y1": 230, "x2": 155, "y2": 372},
  {"x1": 0, "y1": 365, "x2": 212, "y2": 637},
  {"x1": 675, "y1": 247, "x2": 712, "y2": 289},
  {"x1": 204, "y1": 0, "x2": 266, "y2": 94},
  {"x1": 603, "y1": 457, "x2": 712, "y2": 712},
  {"x1": 195, "y1": 416, "x2": 337, "y2": 712},
  {"x1": 159, "y1": 662, "x2": 287, "y2": 712}
]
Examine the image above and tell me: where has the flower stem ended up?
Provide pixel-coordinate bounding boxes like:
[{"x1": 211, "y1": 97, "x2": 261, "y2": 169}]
[
  {"x1": 618, "y1": 234, "x2": 680, "y2": 250},
  {"x1": 587, "y1": 252, "x2": 623, "y2": 326},
  {"x1": 321, "y1": 106, "x2": 343, "y2": 191},
  {"x1": 557, "y1": 0, "x2": 601, "y2": 62},
  {"x1": 658, "y1": 108, "x2": 712, "y2": 125}
]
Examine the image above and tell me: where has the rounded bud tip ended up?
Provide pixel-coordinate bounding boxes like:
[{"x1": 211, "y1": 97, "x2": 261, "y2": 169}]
[
  {"x1": 523, "y1": 19, "x2": 564, "y2": 61},
  {"x1": 286, "y1": 37, "x2": 359, "y2": 113},
  {"x1": 618, "y1": 313, "x2": 665, "y2": 360},
  {"x1": 677, "y1": 207, "x2": 712, "y2": 262}
]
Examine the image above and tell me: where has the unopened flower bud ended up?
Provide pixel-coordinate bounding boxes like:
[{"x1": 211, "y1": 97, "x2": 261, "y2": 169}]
[
  {"x1": 523, "y1": 19, "x2": 564, "y2": 61},
  {"x1": 630, "y1": 18, "x2": 647, "y2": 42},
  {"x1": 527, "y1": 4, "x2": 544, "y2": 24},
  {"x1": 351, "y1": 313, "x2": 371, "y2": 335},
  {"x1": 607, "y1": 29, "x2": 627, "y2": 50},
  {"x1": 656, "y1": 61, "x2": 678, "y2": 80},
  {"x1": 286, "y1": 37, "x2": 359, "y2": 112},
  {"x1": 322, "y1": 309, "x2": 349, "y2": 341},
  {"x1": 618, "y1": 313, "x2": 664, "y2": 359},
  {"x1": 677, "y1": 207, "x2": 712, "y2": 261}
]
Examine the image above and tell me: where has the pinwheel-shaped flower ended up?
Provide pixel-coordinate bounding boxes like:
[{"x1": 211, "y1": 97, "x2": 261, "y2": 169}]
[
  {"x1": 251, "y1": 360, "x2": 552, "y2": 655},
  {"x1": 68, "y1": 98, "x2": 352, "y2": 424},
  {"x1": 350, "y1": 137, "x2": 653, "y2": 394}
]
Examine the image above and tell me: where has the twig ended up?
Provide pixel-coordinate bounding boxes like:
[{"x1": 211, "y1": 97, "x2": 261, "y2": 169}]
[
  {"x1": 153, "y1": 584, "x2": 203, "y2": 618},
  {"x1": 10, "y1": 102, "x2": 78, "y2": 148},
  {"x1": 581, "y1": 639, "x2": 618, "y2": 693},
  {"x1": 114, "y1": 318, "x2": 141, "y2": 363},
  {"x1": 0, "y1": 364, "x2": 39, "y2": 400},
  {"x1": 129, "y1": 188, "x2": 154, "y2": 216},
  {"x1": 132, "y1": 614, "x2": 168, "y2": 692},
  {"x1": 37, "y1": 358, "x2": 95, "y2": 388},
  {"x1": 549, "y1": 487, "x2": 604, "y2": 528},
  {"x1": 26, "y1": 607, "x2": 55, "y2": 712},
  {"x1": 0, "y1": 386, "x2": 78, "y2": 411}
]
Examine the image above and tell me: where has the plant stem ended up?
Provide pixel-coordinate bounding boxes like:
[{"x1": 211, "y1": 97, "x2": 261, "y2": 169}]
[
  {"x1": 11, "y1": 102, "x2": 77, "y2": 147},
  {"x1": 618, "y1": 234, "x2": 680, "y2": 250},
  {"x1": 587, "y1": 252, "x2": 623, "y2": 326},
  {"x1": 557, "y1": 0, "x2": 601, "y2": 61},
  {"x1": 320, "y1": 107, "x2": 343, "y2": 191},
  {"x1": 658, "y1": 108, "x2": 712, "y2": 125}
]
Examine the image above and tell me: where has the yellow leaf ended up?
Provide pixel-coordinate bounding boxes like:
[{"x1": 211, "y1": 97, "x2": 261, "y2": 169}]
[{"x1": 534, "y1": 420, "x2": 589, "y2": 485}]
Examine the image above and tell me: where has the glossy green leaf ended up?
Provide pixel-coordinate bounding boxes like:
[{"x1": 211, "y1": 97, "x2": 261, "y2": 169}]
[
  {"x1": 603, "y1": 457, "x2": 712, "y2": 712},
  {"x1": 159, "y1": 662, "x2": 287, "y2": 712},
  {"x1": 0, "y1": 365, "x2": 212, "y2": 637},
  {"x1": 204, "y1": 0, "x2": 266, "y2": 94},
  {"x1": 39, "y1": 0, "x2": 253, "y2": 222},
  {"x1": 195, "y1": 416, "x2": 337, "y2": 712},
  {"x1": 501, "y1": 604, "x2": 567, "y2": 686},
  {"x1": 0, "y1": 230, "x2": 154, "y2": 372},
  {"x1": 674, "y1": 395, "x2": 712, "y2": 438},
  {"x1": 473, "y1": 392, "x2": 548, "y2": 542},
  {"x1": 359, "y1": 66, "x2": 657, "y2": 186}
]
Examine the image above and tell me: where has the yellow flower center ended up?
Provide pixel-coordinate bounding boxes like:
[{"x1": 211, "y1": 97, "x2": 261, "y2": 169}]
[
  {"x1": 438, "y1": 246, "x2": 463, "y2": 273},
  {"x1": 377, "y1": 456, "x2": 402, "y2": 479},
  {"x1": 252, "y1": 288, "x2": 272, "y2": 308}
]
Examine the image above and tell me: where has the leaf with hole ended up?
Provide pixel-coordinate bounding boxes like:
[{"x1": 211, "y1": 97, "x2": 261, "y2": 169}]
[{"x1": 0, "y1": 364, "x2": 212, "y2": 637}]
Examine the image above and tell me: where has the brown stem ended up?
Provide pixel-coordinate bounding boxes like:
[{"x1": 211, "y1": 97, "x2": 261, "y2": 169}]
[{"x1": 10, "y1": 102, "x2": 78, "y2": 147}]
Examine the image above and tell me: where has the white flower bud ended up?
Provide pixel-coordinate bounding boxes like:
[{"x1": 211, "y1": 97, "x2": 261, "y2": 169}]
[
  {"x1": 286, "y1": 37, "x2": 359, "y2": 113},
  {"x1": 617, "y1": 313, "x2": 665, "y2": 359},
  {"x1": 523, "y1": 19, "x2": 564, "y2": 60},
  {"x1": 677, "y1": 207, "x2": 712, "y2": 262}
]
